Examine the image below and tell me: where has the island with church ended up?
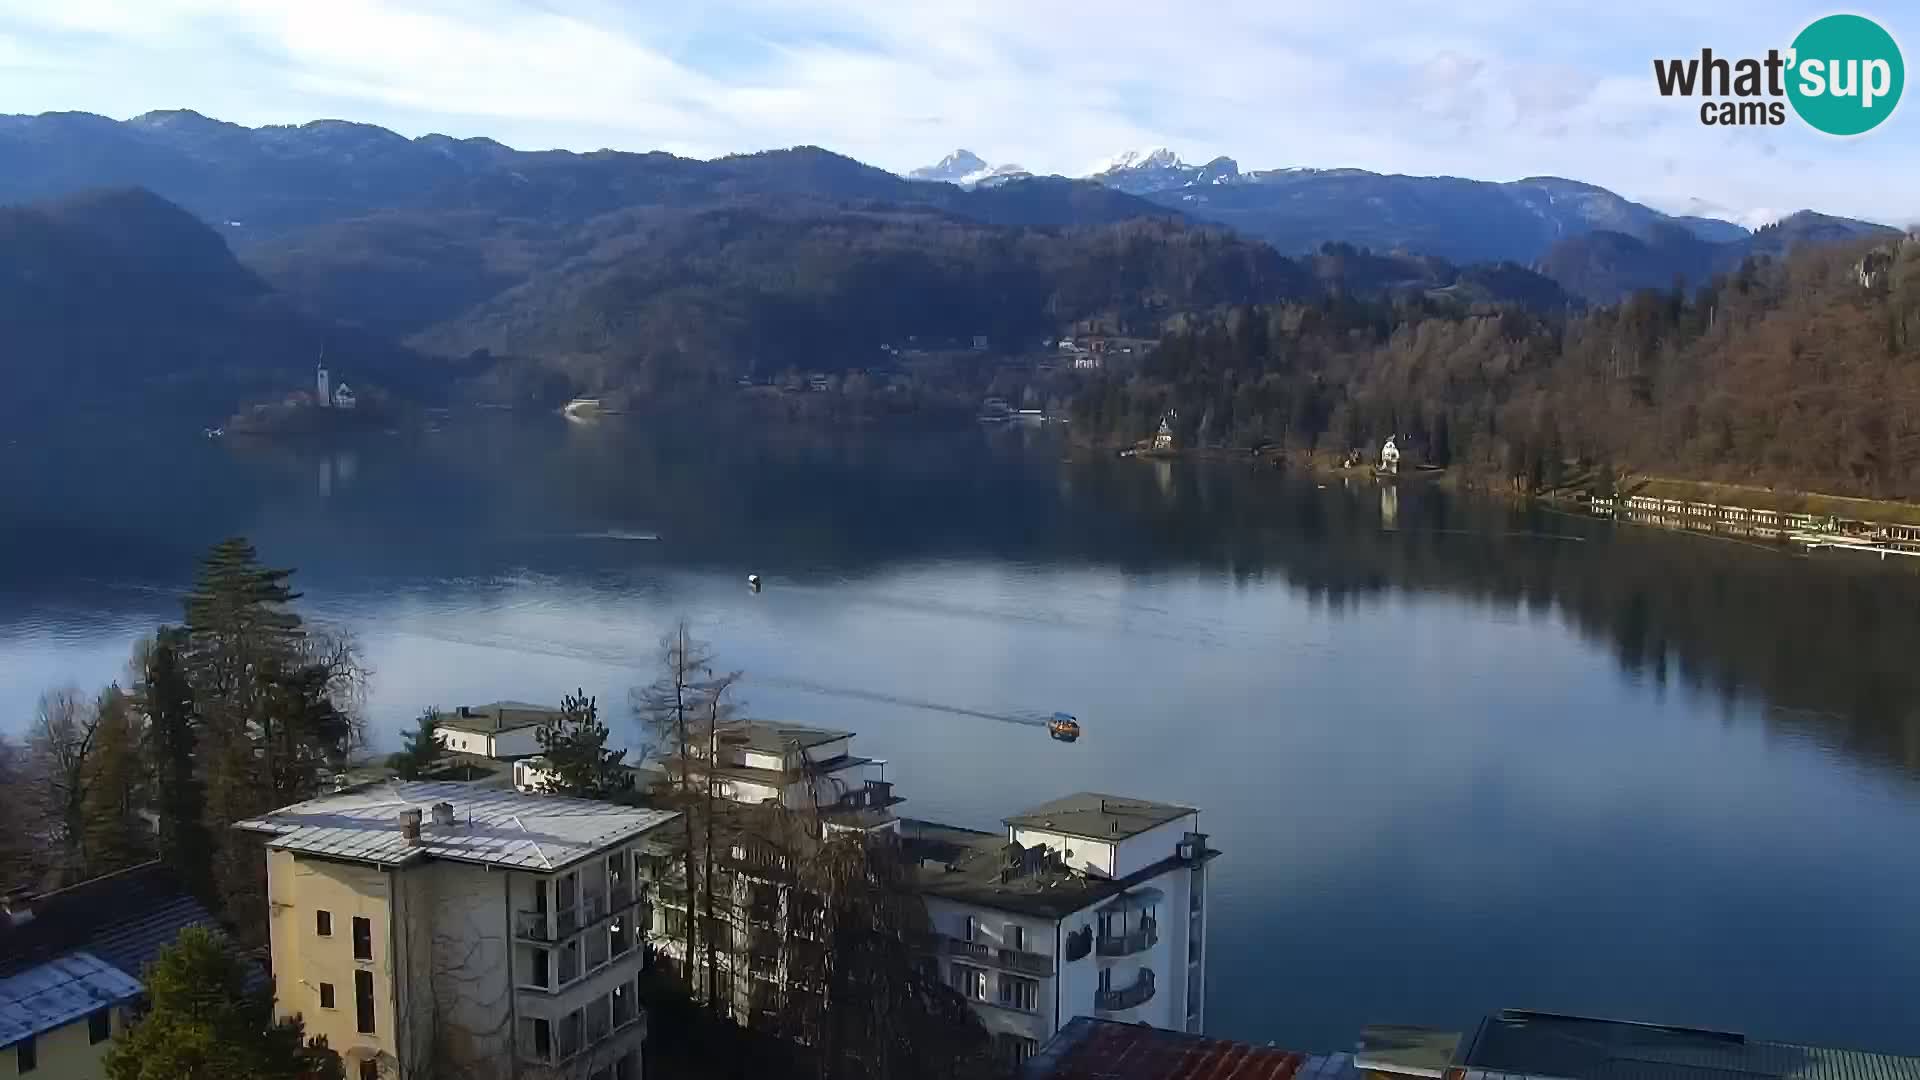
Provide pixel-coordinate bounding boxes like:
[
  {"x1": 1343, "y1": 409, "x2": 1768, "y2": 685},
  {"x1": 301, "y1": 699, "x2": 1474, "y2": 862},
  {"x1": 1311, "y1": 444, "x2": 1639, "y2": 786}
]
[{"x1": 223, "y1": 354, "x2": 393, "y2": 438}]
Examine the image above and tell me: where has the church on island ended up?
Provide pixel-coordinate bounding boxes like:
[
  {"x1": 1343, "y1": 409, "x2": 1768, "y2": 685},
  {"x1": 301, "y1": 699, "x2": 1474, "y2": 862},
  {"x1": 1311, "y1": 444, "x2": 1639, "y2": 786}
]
[{"x1": 315, "y1": 356, "x2": 356, "y2": 410}]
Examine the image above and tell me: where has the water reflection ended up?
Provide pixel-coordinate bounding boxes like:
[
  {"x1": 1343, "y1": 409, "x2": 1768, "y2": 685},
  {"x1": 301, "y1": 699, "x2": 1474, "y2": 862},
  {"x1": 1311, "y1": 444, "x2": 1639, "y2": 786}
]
[{"x1": 11, "y1": 418, "x2": 1920, "y2": 1053}]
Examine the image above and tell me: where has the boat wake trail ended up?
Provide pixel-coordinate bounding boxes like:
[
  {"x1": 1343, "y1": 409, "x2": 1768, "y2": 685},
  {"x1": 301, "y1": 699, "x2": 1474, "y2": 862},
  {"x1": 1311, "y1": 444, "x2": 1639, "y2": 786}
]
[
  {"x1": 754, "y1": 676, "x2": 1050, "y2": 729},
  {"x1": 575, "y1": 530, "x2": 660, "y2": 541}
]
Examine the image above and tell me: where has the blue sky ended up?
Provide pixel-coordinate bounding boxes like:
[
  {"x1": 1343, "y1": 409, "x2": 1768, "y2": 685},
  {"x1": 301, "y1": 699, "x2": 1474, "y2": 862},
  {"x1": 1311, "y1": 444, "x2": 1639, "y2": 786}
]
[{"x1": 0, "y1": 0, "x2": 1913, "y2": 226}]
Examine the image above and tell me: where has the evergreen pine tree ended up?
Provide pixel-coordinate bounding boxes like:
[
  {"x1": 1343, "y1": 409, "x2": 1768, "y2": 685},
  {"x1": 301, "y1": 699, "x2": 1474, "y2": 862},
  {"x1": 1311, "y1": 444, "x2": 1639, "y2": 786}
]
[
  {"x1": 135, "y1": 626, "x2": 213, "y2": 902},
  {"x1": 104, "y1": 927, "x2": 343, "y2": 1080},
  {"x1": 535, "y1": 690, "x2": 630, "y2": 799},
  {"x1": 81, "y1": 684, "x2": 148, "y2": 875}
]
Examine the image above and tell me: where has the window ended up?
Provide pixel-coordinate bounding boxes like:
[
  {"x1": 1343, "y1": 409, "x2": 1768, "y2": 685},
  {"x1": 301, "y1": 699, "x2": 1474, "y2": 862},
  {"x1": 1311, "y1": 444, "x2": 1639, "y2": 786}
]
[
  {"x1": 530, "y1": 1017, "x2": 552, "y2": 1061},
  {"x1": 951, "y1": 964, "x2": 987, "y2": 1001},
  {"x1": 16, "y1": 1036, "x2": 35, "y2": 1073},
  {"x1": 995, "y1": 1034, "x2": 1038, "y2": 1066},
  {"x1": 530, "y1": 947, "x2": 551, "y2": 989},
  {"x1": 352, "y1": 916, "x2": 372, "y2": 960},
  {"x1": 359, "y1": 1061, "x2": 380, "y2": 1080},
  {"x1": 320, "y1": 982, "x2": 336, "y2": 1009},
  {"x1": 1098, "y1": 967, "x2": 1112, "y2": 993},
  {"x1": 89, "y1": 1007, "x2": 112, "y2": 1044},
  {"x1": 316, "y1": 910, "x2": 333, "y2": 936},
  {"x1": 354, "y1": 970, "x2": 375, "y2": 1034},
  {"x1": 962, "y1": 914, "x2": 977, "y2": 942},
  {"x1": 998, "y1": 974, "x2": 1038, "y2": 1012},
  {"x1": 1006, "y1": 922, "x2": 1026, "y2": 951}
]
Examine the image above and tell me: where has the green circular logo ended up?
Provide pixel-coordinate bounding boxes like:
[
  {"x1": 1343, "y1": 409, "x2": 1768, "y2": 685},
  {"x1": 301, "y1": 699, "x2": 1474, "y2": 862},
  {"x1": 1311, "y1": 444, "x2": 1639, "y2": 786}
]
[{"x1": 1787, "y1": 14, "x2": 1904, "y2": 136}]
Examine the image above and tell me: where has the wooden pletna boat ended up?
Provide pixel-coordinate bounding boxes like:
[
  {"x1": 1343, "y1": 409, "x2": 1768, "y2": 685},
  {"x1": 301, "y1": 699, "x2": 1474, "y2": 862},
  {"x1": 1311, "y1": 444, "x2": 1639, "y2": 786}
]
[{"x1": 1048, "y1": 713, "x2": 1082, "y2": 742}]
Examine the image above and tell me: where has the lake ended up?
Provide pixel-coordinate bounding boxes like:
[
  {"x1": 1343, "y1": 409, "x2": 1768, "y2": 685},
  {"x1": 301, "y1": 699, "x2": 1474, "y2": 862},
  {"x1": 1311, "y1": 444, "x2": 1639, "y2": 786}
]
[{"x1": 7, "y1": 414, "x2": 1920, "y2": 1054}]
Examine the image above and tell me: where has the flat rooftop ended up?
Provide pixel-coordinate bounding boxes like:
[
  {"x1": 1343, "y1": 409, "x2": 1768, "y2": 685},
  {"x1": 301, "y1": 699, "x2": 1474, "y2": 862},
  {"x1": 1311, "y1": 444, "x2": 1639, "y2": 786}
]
[
  {"x1": 903, "y1": 818, "x2": 1217, "y2": 921},
  {"x1": 1025, "y1": 1016, "x2": 1353, "y2": 1080},
  {"x1": 1358, "y1": 1026, "x2": 1463, "y2": 1078},
  {"x1": 435, "y1": 701, "x2": 563, "y2": 734},
  {"x1": 234, "y1": 781, "x2": 679, "y2": 873},
  {"x1": 1004, "y1": 792, "x2": 1197, "y2": 842},
  {"x1": 1459, "y1": 1010, "x2": 1920, "y2": 1080},
  {"x1": 716, "y1": 720, "x2": 853, "y2": 755}
]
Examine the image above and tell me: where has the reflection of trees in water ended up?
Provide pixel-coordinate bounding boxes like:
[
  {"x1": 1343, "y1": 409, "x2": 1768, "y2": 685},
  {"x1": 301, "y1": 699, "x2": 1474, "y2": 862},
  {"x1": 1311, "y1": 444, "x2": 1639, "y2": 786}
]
[
  {"x1": 552, "y1": 427, "x2": 1920, "y2": 778},
  {"x1": 17, "y1": 417, "x2": 1920, "y2": 778}
]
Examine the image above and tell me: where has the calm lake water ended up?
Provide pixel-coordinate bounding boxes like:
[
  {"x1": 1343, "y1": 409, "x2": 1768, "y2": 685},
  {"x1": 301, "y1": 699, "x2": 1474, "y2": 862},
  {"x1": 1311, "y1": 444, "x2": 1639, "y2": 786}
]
[{"x1": 8, "y1": 415, "x2": 1920, "y2": 1053}]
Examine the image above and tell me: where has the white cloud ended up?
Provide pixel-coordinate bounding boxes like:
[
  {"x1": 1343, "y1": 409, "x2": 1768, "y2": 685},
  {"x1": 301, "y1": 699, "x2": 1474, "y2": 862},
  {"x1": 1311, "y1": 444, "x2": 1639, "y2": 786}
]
[{"x1": 0, "y1": 0, "x2": 1913, "y2": 225}]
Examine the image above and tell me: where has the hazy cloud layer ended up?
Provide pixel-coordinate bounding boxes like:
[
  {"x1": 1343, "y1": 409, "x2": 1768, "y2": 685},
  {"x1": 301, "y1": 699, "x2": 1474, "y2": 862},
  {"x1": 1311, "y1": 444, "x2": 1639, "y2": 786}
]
[{"x1": 0, "y1": 0, "x2": 1912, "y2": 225}]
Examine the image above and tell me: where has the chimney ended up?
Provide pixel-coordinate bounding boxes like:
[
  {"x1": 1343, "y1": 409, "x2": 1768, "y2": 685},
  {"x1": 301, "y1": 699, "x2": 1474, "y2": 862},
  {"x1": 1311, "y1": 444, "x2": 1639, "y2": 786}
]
[
  {"x1": 400, "y1": 808, "x2": 423, "y2": 845},
  {"x1": 432, "y1": 802, "x2": 455, "y2": 828}
]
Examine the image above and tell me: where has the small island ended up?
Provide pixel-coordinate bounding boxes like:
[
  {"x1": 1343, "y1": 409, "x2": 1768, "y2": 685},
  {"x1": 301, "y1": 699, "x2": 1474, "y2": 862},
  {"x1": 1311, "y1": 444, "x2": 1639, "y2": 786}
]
[{"x1": 224, "y1": 357, "x2": 393, "y2": 438}]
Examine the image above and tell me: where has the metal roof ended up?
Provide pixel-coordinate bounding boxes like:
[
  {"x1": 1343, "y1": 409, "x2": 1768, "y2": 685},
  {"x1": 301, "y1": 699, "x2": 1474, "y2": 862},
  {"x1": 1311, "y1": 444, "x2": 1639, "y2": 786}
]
[
  {"x1": 1358, "y1": 1025, "x2": 1465, "y2": 1078},
  {"x1": 1024, "y1": 1016, "x2": 1346, "y2": 1080},
  {"x1": 717, "y1": 720, "x2": 853, "y2": 755},
  {"x1": 0, "y1": 951, "x2": 141, "y2": 1048},
  {"x1": 1005, "y1": 792, "x2": 1197, "y2": 841},
  {"x1": 1460, "y1": 1010, "x2": 1920, "y2": 1080},
  {"x1": 233, "y1": 781, "x2": 681, "y2": 872},
  {"x1": 435, "y1": 701, "x2": 563, "y2": 735},
  {"x1": 0, "y1": 861, "x2": 221, "y2": 984}
]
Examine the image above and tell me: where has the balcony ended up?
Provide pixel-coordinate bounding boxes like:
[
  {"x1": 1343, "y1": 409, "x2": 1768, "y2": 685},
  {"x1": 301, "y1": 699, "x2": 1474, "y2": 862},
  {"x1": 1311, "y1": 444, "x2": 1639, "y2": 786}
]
[
  {"x1": 1095, "y1": 919, "x2": 1157, "y2": 958},
  {"x1": 1095, "y1": 969, "x2": 1156, "y2": 1012},
  {"x1": 515, "y1": 909, "x2": 552, "y2": 942},
  {"x1": 944, "y1": 936, "x2": 1054, "y2": 977}
]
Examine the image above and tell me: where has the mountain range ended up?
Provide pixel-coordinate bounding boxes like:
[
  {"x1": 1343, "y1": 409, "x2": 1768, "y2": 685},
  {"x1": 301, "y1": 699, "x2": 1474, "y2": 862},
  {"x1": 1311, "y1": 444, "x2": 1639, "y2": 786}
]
[
  {"x1": 909, "y1": 147, "x2": 1895, "y2": 293},
  {"x1": 0, "y1": 109, "x2": 1904, "y2": 427}
]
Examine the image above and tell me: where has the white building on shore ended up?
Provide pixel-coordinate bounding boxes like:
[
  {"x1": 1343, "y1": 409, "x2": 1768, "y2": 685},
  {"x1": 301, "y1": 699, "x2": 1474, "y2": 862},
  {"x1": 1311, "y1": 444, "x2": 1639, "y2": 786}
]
[{"x1": 905, "y1": 794, "x2": 1215, "y2": 1066}]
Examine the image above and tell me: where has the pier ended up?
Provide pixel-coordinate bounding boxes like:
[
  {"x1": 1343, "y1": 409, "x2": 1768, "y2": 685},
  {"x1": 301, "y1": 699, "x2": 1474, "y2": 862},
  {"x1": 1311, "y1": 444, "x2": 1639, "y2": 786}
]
[{"x1": 1586, "y1": 494, "x2": 1920, "y2": 560}]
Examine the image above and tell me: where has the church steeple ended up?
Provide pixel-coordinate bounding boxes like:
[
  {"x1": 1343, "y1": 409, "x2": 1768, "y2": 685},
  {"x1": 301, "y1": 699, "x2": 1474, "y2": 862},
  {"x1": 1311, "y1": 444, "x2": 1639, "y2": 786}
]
[{"x1": 316, "y1": 347, "x2": 332, "y2": 408}]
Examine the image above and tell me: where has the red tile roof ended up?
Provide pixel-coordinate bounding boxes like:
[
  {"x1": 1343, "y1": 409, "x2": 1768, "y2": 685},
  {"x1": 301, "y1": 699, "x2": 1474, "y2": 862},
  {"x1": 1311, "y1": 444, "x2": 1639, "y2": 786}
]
[{"x1": 1028, "y1": 1018, "x2": 1319, "y2": 1080}]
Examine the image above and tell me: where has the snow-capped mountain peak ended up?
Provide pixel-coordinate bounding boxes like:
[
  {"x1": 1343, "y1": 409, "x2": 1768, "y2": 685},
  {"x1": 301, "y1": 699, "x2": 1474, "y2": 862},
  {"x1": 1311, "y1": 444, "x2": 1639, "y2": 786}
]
[
  {"x1": 1102, "y1": 147, "x2": 1184, "y2": 173},
  {"x1": 905, "y1": 150, "x2": 1031, "y2": 188}
]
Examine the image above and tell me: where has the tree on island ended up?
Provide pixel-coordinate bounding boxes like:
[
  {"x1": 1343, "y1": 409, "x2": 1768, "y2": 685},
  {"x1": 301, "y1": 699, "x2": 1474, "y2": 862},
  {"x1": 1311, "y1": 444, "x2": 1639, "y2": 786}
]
[
  {"x1": 104, "y1": 926, "x2": 343, "y2": 1080},
  {"x1": 535, "y1": 690, "x2": 631, "y2": 799}
]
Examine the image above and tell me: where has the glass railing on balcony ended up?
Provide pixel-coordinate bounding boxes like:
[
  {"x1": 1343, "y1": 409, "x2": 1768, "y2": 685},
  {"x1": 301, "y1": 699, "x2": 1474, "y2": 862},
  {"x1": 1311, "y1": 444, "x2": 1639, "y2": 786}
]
[
  {"x1": 514, "y1": 910, "x2": 551, "y2": 941},
  {"x1": 1095, "y1": 969, "x2": 1156, "y2": 1012},
  {"x1": 582, "y1": 891, "x2": 608, "y2": 922},
  {"x1": 1095, "y1": 920, "x2": 1157, "y2": 957},
  {"x1": 556, "y1": 906, "x2": 581, "y2": 937},
  {"x1": 610, "y1": 880, "x2": 634, "y2": 910},
  {"x1": 559, "y1": 946, "x2": 581, "y2": 985}
]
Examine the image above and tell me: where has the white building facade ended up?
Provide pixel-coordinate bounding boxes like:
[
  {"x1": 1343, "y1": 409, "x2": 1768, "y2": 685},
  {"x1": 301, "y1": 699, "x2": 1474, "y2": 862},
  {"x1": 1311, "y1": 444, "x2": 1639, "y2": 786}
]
[
  {"x1": 909, "y1": 794, "x2": 1214, "y2": 1067},
  {"x1": 434, "y1": 702, "x2": 561, "y2": 760}
]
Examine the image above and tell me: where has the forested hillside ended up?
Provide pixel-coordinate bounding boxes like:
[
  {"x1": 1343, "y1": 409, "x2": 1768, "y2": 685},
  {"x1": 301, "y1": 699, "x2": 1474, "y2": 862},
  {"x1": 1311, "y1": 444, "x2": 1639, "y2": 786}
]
[
  {"x1": 413, "y1": 206, "x2": 1563, "y2": 398},
  {"x1": 1074, "y1": 233, "x2": 1920, "y2": 500},
  {"x1": 0, "y1": 187, "x2": 429, "y2": 426}
]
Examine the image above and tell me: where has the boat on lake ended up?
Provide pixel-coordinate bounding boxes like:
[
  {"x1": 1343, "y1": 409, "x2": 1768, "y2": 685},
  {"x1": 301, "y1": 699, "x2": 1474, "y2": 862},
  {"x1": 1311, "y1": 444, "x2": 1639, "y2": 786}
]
[{"x1": 1048, "y1": 712, "x2": 1082, "y2": 742}]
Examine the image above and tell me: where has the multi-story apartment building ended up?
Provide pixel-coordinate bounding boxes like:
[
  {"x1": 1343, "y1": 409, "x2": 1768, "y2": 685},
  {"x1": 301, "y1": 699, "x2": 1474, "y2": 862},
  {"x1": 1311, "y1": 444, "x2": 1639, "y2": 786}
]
[
  {"x1": 642, "y1": 720, "x2": 901, "y2": 1016},
  {"x1": 906, "y1": 793, "x2": 1216, "y2": 1067},
  {"x1": 235, "y1": 781, "x2": 680, "y2": 1080},
  {"x1": 635, "y1": 716, "x2": 1215, "y2": 1068}
]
